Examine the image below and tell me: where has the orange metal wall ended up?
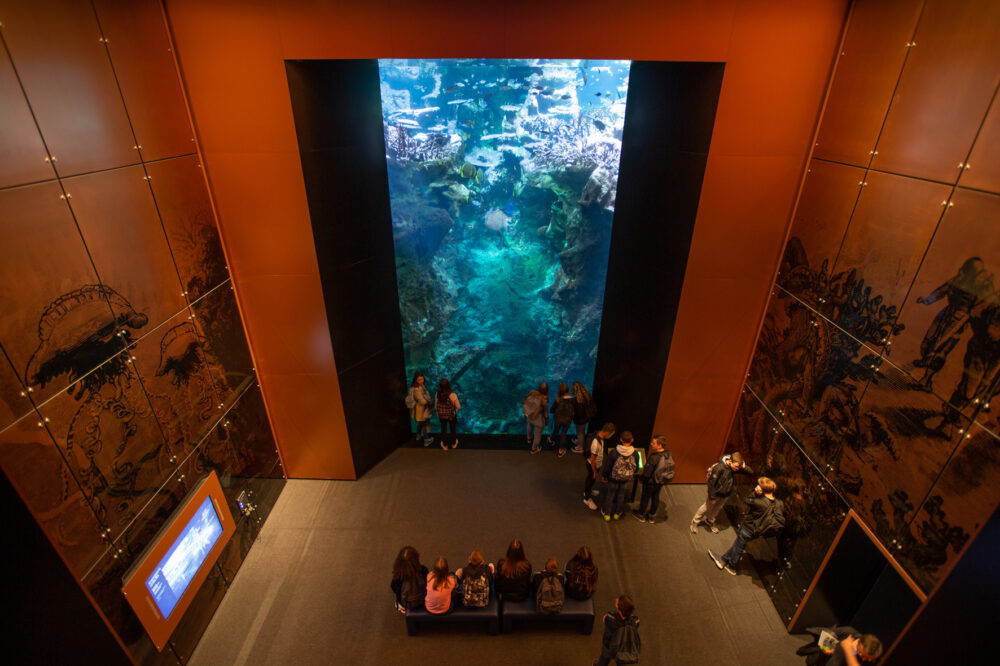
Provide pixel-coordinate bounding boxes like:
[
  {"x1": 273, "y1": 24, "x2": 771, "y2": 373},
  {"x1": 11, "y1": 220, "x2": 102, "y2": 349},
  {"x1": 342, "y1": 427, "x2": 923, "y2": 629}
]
[{"x1": 163, "y1": 0, "x2": 849, "y2": 481}]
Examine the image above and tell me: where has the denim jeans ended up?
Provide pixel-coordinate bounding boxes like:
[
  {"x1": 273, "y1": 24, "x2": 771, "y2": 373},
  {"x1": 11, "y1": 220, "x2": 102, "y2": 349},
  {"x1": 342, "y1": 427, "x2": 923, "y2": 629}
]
[
  {"x1": 604, "y1": 480, "x2": 627, "y2": 515},
  {"x1": 722, "y1": 525, "x2": 755, "y2": 568},
  {"x1": 440, "y1": 417, "x2": 457, "y2": 446},
  {"x1": 637, "y1": 480, "x2": 663, "y2": 518},
  {"x1": 526, "y1": 420, "x2": 543, "y2": 450},
  {"x1": 553, "y1": 422, "x2": 571, "y2": 450}
]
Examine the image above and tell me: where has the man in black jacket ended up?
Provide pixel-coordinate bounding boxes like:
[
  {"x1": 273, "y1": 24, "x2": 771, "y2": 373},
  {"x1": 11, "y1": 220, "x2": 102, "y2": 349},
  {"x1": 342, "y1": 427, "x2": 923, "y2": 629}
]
[
  {"x1": 709, "y1": 476, "x2": 784, "y2": 575},
  {"x1": 690, "y1": 451, "x2": 752, "y2": 533}
]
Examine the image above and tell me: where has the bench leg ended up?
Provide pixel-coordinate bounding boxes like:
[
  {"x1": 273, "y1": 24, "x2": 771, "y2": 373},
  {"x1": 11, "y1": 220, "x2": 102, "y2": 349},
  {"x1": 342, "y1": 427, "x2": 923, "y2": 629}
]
[
  {"x1": 489, "y1": 618, "x2": 499, "y2": 635},
  {"x1": 582, "y1": 616, "x2": 595, "y2": 635},
  {"x1": 503, "y1": 617, "x2": 513, "y2": 633},
  {"x1": 405, "y1": 617, "x2": 417, "y2": 636}
]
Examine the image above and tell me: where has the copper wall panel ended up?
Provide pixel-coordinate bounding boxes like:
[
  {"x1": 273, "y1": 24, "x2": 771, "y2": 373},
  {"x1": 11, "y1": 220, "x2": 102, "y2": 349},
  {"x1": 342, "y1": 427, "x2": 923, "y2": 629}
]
[
  {"x1": 0, "y1": 181, "x2": 120, "y2": 406},
  {"x1": 0, "y1": 351, "x2": 35, "y2": 431},
  {"x1": 0, "y1": 0, "x2": 138, "y2": 177},
  {"x1": 146, "y1": 156, "x2": 228, "y2": 300},
  {"x1": 895, "y1": 419, "x2": 1000, "y2": 591},
  {"x1": 34, "y1": 349, "x2": 172, "y2": 540},
  {"x1": 885, "y1": 188, "x2": 1000, "y2": 415},
  {"x1": 64, "y1": 165, "x2": 187, "y2": 333},
  {"x1": 189, "y1": 282, "x2": 254, "y2": 404},
  {"x1": 91, "y1": 0, "x2": 195, "y2": 162},
  {"x1": 126, "y1": 308, "x2": 224, "y2": 455},
  {"x1": 834, "y1": 170, "x2": 951, "y2": 315},
  {"x1": 960, "y1": 93, "x2": 1000, "y2": 194},
  {"x1": 872, "y1": 0, "x2": 1000, "y2": 183},
  {"x1": 814, "y1": 0, "x2": 923, "y2": 167},
  {"x1": 779, "y1": 159, "x2": 865, "y2": 306},
  {"x1": 0, "y1": 411, "x2": 109, "y2": 578},
  {"x1": 0, "y1": 52, "x2": 55, "y2": 188}
]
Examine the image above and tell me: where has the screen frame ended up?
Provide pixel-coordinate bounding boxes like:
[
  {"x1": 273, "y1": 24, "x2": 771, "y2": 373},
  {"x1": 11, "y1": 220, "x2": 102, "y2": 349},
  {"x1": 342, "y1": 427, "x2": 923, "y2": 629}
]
[{"x1": 121, "y1": 471, "x2": 236, "y2": 651}]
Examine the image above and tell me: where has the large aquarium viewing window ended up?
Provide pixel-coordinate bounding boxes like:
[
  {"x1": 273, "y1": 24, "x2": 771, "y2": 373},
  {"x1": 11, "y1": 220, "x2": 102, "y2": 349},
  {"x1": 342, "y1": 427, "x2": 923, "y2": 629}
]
[{"x1": 379, "y1": 59, "x2": 631, "y2": 434}]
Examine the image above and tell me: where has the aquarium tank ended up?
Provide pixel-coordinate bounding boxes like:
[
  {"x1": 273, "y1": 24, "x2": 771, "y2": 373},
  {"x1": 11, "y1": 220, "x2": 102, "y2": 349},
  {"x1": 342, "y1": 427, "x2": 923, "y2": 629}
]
[{"x1": 378, "y1": 59, "x2": 631, "y2": 434}]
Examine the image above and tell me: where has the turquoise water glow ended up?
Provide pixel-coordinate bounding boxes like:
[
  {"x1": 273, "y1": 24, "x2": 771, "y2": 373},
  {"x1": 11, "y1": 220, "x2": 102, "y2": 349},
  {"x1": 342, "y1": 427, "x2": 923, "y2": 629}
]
[{"x1": 379, "y1": 59, "x2": 630, "y2": 434}]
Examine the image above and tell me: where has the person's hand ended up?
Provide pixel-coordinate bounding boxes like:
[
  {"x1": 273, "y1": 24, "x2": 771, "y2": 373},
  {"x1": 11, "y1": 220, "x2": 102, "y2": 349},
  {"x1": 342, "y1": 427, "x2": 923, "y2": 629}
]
[
  {"x1": 755, "y1": 485, "x2": 763, "y2": 495},
  {"x1": 840, "y1": 636, "x2": 859, "y2": 653}
]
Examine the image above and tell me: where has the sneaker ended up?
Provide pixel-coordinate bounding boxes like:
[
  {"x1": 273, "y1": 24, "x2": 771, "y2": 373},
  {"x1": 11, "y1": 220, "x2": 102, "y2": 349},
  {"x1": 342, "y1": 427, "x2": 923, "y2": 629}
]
[
  {"x1": 708, "y1": 550, "x2": 724, "y2": 570},
  {"x1": 647, "y1": 516, "x2": 656, "y2": 524},
  {"x1": 603, "y1": 513, "x2": 611, "y2": 522},
  {"x1": 396, "y1": 603, "x2": 406, "y2": 614},
  {"x1": 612, "y1": 513, "x2": 621, "y2": 521},
  {"x1": 710, "y1": 524, "x2": 720, "y2": 534},
  {"x1": 423, "y1": 437, "x2": 431, "y2": 447},
  {"x1": 570, "y1": 445, "x2": 583, "y2": 453},
  {"x1": 724, "y1": 565, "x2": 737, "y2": 576},
  {"x1": 632, "y1": 512, "x2": 646, "y2": 523},
  {"x1": 441, "y1": 440, "x2": 448, "y2": 450},
  {"x1": 591, "y1": 489, "x2": 600, "y2": 496},
  {"x1": 558, "y1": 448, "x2": 566, "y2": 458},
  {"x1": 530, "y1": 447, "x2": 541, "y2": 455},
  {"x1": 452, "y1": 439, "x2": 458, "y2": 449},
  {"x1": 584, "y1": 498, "x2": 598, "y2": 510},
  {"x1": 690, "y1": 522, "x2": 699, "y2": 534}
]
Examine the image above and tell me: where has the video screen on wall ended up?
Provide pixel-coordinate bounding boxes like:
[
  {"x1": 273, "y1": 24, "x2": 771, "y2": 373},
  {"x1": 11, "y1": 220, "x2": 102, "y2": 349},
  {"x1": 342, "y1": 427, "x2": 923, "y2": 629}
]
[
  {"x1": 144, "y1": 495, "x2": 224, "y2": 619},
  {"x1": 378, "y1": 59, "x2": 631, "y2": 434}
]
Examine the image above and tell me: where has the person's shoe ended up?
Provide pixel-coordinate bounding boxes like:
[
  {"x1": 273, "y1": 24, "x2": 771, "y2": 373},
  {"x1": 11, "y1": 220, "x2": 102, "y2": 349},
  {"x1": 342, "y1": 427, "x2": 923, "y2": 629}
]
[
  {"x1": 547, "y1": 436, "x2": 555, "y2": 447},
  {"x1": 724, "y1": 565, "x2": 737, "y2": 576},
  {"x1": 584, "y1": 498, "x2": 598, "y2": 510},
  {"x1": 603, "y1": 513, "x2": 611, "y2": 522},
  {"x1": 423, "y1": 437, "x2": 431, "y2": 447},
  {"x1": 710, "y1": 524, "x2": 720, "y2": 534},
  {"x1": 530, "y1": 447, "x2": 541, "y2": 455},
  {"x1": 632, "y1": 512, "x2": 646, "y2": 523},
  {"x1": 690, "y1": 522, "x2": 699, "y2": 534},
  {"x1": 440, "y1": 441, "x2": 447, "y2": 450},
  {"x1": 452, "y1": 439, "x2": 458, "y2": 449},
  {"x1": 395, "y1": 602, "x2": 406, "y2": 614},
  {"x1": 570, "y1": 445, "x2": 583, "y2": 453},
  {"x1": 708, "y1": 550, "x2": 724, "y2": 570},
  {"x1": 647, "y1": 516, "x2": 656, "y2": 524},
  {"x1": 558, "y1": 448, "x2": 566, "y2": 458},
  {"x1": 612, "y1": 513, "x2": 621, "y2": 521}
]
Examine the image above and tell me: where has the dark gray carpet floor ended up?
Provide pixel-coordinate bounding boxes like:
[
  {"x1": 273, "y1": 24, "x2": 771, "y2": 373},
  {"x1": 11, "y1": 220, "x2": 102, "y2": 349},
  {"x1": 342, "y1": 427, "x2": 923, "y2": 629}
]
[{"x1": 190, "y1": 448, "x2": 808, "y2": 665}]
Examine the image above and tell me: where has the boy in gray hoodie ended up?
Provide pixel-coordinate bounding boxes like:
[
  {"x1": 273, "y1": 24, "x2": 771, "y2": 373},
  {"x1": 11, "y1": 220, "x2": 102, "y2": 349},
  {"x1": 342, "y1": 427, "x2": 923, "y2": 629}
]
[{"x1": 600, "y1": 431, "x2": 638, "y2": 520}]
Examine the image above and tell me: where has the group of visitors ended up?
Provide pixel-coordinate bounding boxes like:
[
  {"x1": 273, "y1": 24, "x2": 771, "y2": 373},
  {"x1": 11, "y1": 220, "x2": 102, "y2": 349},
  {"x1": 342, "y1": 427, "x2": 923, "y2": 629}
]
[
  {"x1": 522, "y1": 381, "x2": 597, "y2": 456},
  {"x1": 406, "y1": 372, "x2": 461, "y2": 450},
  {"x1": 390, "y1": 541, "x2": 599, "y2": 615}
]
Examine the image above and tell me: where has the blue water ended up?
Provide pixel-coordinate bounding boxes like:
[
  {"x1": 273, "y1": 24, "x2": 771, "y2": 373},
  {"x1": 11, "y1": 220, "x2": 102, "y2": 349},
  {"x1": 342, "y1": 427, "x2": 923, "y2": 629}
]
[{"x1": 378, "y1": 59, "x2": 631, "y2": 434}]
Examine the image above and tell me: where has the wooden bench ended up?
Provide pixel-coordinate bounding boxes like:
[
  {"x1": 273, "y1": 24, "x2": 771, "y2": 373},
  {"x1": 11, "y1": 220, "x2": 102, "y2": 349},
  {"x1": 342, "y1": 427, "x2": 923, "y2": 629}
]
[
  {"x1": 404, "y1": 596, "x2": 500, "y2": 636},
  {"x1": 499, "y1": 594, "x2": 595, "y2": 634}
]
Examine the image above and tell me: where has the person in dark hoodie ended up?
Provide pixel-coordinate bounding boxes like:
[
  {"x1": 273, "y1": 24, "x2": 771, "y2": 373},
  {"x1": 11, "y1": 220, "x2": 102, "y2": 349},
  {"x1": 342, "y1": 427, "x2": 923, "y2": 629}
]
[
  {"x1": 551, "y1": 382, "x2": 576, "y2": 457},
  {"x1": 632, "y1": 434, "x2": 674, "y2": 523},
  {"x1": 495, "y1": 538, "x2": 532, "y2": 602},
  {"x1": 690, "y1": 451, "x2": 753, "y2": 534},
  {"x1": 600, "y1": 431, "x2": 639, "y2": 520},
  {"x1": 455, "y1": 549, "x2": 494, "y2": 607},
  {"x1": 595, "y1": 594, "x2": 640, "y2": 666},
  {"x1": 709, "y1": 476, "x2": 785, "y2": 575}
]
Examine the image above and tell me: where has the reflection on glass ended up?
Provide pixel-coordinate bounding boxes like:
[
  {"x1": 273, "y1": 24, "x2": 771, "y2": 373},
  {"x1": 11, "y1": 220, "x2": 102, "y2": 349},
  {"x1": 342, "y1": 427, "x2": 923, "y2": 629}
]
[{"x1": 378, "y1": 59, "x2": 631, "y2": 432}]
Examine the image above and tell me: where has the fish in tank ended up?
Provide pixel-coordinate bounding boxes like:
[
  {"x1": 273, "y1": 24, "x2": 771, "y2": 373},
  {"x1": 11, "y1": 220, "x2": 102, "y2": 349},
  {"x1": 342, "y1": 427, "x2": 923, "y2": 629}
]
[{"x1": 378, "y1": 58, "x2": 631, "y2": 434}]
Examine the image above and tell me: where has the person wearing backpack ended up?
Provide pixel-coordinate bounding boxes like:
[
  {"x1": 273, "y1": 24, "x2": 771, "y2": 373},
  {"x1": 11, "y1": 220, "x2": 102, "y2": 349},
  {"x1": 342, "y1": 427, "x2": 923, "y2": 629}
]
[
  {"x1": 690, "y1": 451, "x2": 754, "y2": 534},
  {"x1": 571, "y1": 382, "x2": 596, "y2": 453},
  {"x1": 564, "y1": 546, "x2": 598, "y2": 601},
  {"x1": 595, "y1": 594, "x2": 640, "y2": 665},
  {"x1": 407, "y1": 372, "x2": 433, "y2": 446},
  {"x1": 435, "y1": 378, "x2": 461, "y2": 451},
  {"x1": 532, "y1": 557, "x2": 565, "y2": 614},
  {"x1": 390, "y1": 545, "x2": 428, "y2": 613},
  {"x1": 709, "y1": 476, "x2": 785, "y2": 575},
  {"x1": 632, "y1": 435, "x2": 674, "y2": 524},
  {"x1": 582, "y1": 423, "x2": 616, "y2": 510},
  {"x1": 600, "y1": 431, "x2": 638, "y2": 521},
  {"x1": 523, "y1": 382, "x2": 549, "y2": 454},
  {"x1": 455, "y1": 549, "x2": 494, "y2": 608},
  {"x1": 551, "y1": 382, "x2": 576, "y2": 457}
]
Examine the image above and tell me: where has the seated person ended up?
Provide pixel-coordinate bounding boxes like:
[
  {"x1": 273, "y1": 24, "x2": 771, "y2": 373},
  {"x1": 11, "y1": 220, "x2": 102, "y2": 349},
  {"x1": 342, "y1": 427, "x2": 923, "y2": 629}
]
[
  {"x1": 455, "y1": 549, "x2": 494, "y2": 607},
  {"x1": 496, "y1": 538, "x2": 533, "y2": 602},
  {"x1": 390, "y1": 545, "x2": 428, "y2": 613},
  {"x1": 532, "y1": 557, "x2": 565, "y2": 614},
  {"x1": 797, "y1": 627, "x2": 883, "y2": 665},
  {"x1": 564, "y1": 545, "x2": 598, "y2": 600},
  {"x1": 424, "y1": 556, "x2": 458, "y2": 614}
]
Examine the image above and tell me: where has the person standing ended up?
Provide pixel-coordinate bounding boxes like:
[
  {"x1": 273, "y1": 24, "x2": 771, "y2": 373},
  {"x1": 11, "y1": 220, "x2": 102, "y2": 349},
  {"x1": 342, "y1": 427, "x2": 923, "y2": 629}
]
[
  {"x1": 594, "y1": 595, "x2": 640, "y2": 666},
  {"x1": 709, "y1": 476, "x2": 785, "y2": 575},
  {"x1": 582, "y1": 423, "x2": 615, "y2": 510},
  {"x1": 690, "y1": 451, "x2": 753, "y2": 533},
  {"x1": 408, "y1": 372, "x2": 433, "y2": 446},
  {"x1": 601, "y1": 431, "x2": 638, "y2": 521},
  {"x1": 551, "y1": 382, "x2": 576, "y2": 457},
  {"x1": 435, "y1": 378, "x2": 461, "y2": 451},
  {"x1": 571, "y1": 382, "x2": 596, "y2": 453},
  {"x1": 632, "y1": 435, "x2": 674, "y2": 523},
  {"x1": 523, "y1": 382, "x2": 550, "y2": 454}
]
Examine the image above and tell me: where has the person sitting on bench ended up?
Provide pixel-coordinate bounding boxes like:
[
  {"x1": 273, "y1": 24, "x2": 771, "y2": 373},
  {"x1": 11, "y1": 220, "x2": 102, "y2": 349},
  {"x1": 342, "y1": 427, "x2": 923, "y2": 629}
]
[
  {"x1": 390, "y1": 545, "x2": 428, "y2": 613},
  {"x1": 425, "y1": 556, "x2": 458, "y2": 614},
  {"x1": 532, "y1": 557, "x2": 565, "y2": 613},
  {"x1": 455, "y1": 549, "x2": 494, "y2": 608},
  {"x1": 564, "y1": 546, "x2": 598, "y2": 600},
  {"x1": 496, "y1": 538, "x2": 532, "y2": 602}
]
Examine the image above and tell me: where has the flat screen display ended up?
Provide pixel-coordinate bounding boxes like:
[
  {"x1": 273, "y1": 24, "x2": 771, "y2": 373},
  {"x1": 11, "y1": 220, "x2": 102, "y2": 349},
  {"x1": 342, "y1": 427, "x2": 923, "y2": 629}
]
[{"x1": 144, "y1": 495, "x2": 224, "y2": 619}]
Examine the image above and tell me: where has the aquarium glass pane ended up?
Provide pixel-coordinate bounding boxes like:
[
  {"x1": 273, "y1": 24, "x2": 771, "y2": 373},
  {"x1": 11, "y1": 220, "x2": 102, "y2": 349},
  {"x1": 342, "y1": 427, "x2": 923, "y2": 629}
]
[{"x1": 379, "y1": 59, "x2": 631, "y2": 433}]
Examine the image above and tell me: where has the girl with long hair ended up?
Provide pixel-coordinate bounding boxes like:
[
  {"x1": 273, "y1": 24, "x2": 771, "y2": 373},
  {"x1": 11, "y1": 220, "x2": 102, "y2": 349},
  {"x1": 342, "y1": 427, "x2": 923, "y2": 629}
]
[
  {"x1": 425, "y1": 556, "x2": 458, "y2": 614},
  {"x1": 551, "y1": 381, "x2": 576, "y2": 457},
  {"x1": 571, "y1": 382, "x2": 595, "y2": 453},
  {"x1": 390, "y1": 545, "x2": 428, "y2": 612},
  {"x1": 435, "y1": 378, "x2": 461, "y2": 451},
  {"x1": 495, "y1": 538, "x2": 533, "y2": 602},
  {"x1": 409, "y1": 371, "x2": 433, "y2": 446},
  {"x1": 564, "y1": 545, "x2": 599, "y2": 600}
]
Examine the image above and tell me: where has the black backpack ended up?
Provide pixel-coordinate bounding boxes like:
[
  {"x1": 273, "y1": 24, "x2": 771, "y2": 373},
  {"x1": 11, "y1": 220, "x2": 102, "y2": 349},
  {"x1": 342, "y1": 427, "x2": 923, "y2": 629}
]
[
  {"x1": 400, "y1": 577, "x2": 425, "y2": 609},
  {"x1": 757, "y1": 499, "x2": 786, "y2": 537},
  {"x1": 553, "y1": 397, "x2": 575, "y2": 425},
  {"x1": 535, "y1": 574, "x2": 564, "y2": 614},
  {"x1": 614, "y1": 619, "x2": 641, "y2": 663},
  {"x1": 652, "y1": 451, "x2": 675, "y2": 484},
  {"x1": 462, "y1": 570, "x2": 490, "y2": 607}
]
